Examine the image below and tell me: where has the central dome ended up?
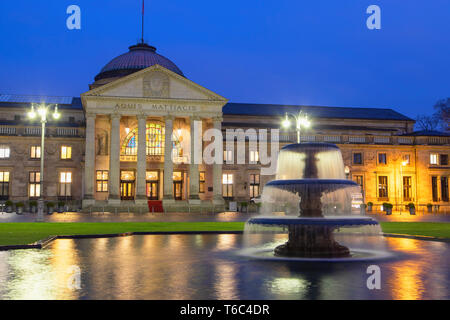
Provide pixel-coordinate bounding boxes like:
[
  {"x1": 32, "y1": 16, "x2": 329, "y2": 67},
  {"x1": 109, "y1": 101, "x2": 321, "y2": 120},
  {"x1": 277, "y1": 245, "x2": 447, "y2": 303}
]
[{"x1": 91, "y1": 43, "x2": 184, "y2": 88}]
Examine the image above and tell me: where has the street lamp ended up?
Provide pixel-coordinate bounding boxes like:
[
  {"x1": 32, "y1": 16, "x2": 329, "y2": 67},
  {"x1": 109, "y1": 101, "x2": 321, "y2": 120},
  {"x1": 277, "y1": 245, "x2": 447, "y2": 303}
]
[
  {"x1": 282, "y1": 110, "x2": 311, "y2": 143},
  {"x1": 28, "y1": 103, "x2": 60, "y2": 222}
]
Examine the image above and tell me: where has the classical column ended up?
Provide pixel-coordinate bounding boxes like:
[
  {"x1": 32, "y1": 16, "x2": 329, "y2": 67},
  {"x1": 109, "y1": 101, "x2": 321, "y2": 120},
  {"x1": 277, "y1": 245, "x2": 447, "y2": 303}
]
[
  {"x1": 163, "y1": 115, "x2": 174, "y2": 202},
  {"x1": 108, "y1": 114, "x2": 121, "y2": 205},
  {"x1": 135, "y1": 114, "x2": 147, "y2": 205},
  {"x1": 212, "y1": 116, "x2": 225, "y2": 204},
  {"x1": 82, "y1": 113, "x2": 96, "y2": 207},
  {"x1": 189, "y1": 116, "x2": 201, "y2": 203}
]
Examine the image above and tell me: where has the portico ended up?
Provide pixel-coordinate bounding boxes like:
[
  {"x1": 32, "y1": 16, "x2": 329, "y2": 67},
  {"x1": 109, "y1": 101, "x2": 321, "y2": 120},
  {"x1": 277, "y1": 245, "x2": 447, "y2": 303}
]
[{"x1": 81, "y1": 64, "x2": 228, "y2": 212}]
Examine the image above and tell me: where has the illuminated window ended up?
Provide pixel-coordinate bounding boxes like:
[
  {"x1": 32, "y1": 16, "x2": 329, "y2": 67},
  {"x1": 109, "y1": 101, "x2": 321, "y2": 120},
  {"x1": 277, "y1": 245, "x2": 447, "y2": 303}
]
[
  {"x1": 249, "y1": 150, "x2": 259, "y2": 163},
  {"x1": 59, "y1": 172, "x2": 72, "y2": 197},
  {"x1": 249, "y1": 174, "x2": 260, "y2": 198},
  {"x1": 29, "y1": 172, "x2": 40, "y2": 198},
  {"x1": 430, "y1": 153, "x2": 438, "y2": 165},
  {"x1": 222, "y1": 173, "x2": 233, "y2": 198},
  {"x1": 402, "y1": 176, "x2": 412, "y2": 201},
  {"x1": 353, "y1": 175, "x2": 364, "y2": 192},
  {"x1": 224, "y1": 150, "x2": 233, "y2": 163},
  {"x1": 61, "y1": 146, "x2": 72, "y2": 159},
  {"x1": 378, "y1": 176, "x2": 388, "y2": 199},
  {"x1": 0, "y1": 171, "x2": 9, "y2": 200},
  {"x1": 96, "y1": 170, "x2": 108, "y2": 192},
  {"x1": 0, "y1": 146, "x2": 10, "y2": 159},
  {"x1": 199, "y1": 172, "x2": 205, "y2": 193},
  {"x1": 121, "y1": 123, "x2": 181, "y2": 156},
  {"x1": 30, "y1": 146, "x2": 41, "y2": 159}
]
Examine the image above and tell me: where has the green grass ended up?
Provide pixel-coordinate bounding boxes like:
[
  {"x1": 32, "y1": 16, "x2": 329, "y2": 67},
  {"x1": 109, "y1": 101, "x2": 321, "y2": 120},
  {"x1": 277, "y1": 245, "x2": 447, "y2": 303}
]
[
  {"x1": 0, "y1": 221, "x2": 448, "y2": 246},
  {"x1": 379, "y1": 222, "x2": 450, "y2": 239},
  {"x1": 0, "y1": 222, "x2": 245, "y2": 246}
]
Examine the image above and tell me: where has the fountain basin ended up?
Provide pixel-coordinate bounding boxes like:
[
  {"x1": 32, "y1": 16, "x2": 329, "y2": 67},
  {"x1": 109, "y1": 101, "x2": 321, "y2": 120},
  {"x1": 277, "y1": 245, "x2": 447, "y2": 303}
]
[{"x1": 248, "y1": 216, "x2": 378, "y2": 226}]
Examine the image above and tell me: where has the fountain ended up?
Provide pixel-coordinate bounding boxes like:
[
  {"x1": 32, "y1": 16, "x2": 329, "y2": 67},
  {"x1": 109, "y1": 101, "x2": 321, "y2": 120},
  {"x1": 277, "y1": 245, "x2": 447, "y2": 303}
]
[{"x1": 244, "y1": 143, "x2": 387, "y2": 260}]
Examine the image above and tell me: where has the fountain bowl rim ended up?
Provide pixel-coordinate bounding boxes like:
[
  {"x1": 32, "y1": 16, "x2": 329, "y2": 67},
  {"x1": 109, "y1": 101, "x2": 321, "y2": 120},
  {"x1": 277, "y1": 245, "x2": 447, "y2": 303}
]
[
  {"x1": 247, "y1": 216, "x2": 379, "y2": 226},
  {"x1": 266, "y1": 179, "x2": 359, "y2": 186},
  {"x1": 281, "y1": 142, "x2": 340, "y2": 151}
]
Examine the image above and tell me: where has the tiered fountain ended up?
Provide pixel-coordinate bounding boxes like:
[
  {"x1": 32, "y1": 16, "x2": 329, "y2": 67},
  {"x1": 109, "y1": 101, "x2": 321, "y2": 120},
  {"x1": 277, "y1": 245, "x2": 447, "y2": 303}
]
[{"x1": 244, "y1": 142, "x2": 387, "y2": 260}]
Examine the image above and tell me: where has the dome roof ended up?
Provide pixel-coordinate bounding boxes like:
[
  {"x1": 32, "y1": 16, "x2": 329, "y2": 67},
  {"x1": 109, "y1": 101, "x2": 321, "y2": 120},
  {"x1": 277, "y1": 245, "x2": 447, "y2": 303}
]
[{"x1": 94, "y1": 43, "x2": 184, "y2": 81}]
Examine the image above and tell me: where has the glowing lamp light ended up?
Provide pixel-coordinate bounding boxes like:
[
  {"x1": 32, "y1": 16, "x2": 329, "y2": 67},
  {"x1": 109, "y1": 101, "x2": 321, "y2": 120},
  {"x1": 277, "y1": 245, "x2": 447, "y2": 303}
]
[
  {"x1": 177, "y1": 128, "x2": 182, "y2": 136},
  {"x1": 282, "y1": 114, "x2": 291, "y2": 128},
  {"x1": 52, "y1": 105, "x2": 60, "y2": 119},
  {"x1": 28, "y1": 104, "x2": 36, "y2": 119},
  {"x1": 125, "y1": 127, "x2": 130, "y2": 134},
  {"x1": 401, "y1": 161, "x2": 408, "y2": 166}
]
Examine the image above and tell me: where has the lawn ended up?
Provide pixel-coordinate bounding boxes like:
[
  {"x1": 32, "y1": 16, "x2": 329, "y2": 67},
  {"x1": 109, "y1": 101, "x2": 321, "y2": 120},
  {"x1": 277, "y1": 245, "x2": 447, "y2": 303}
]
[{"x1": 0, "y1": 221, "x2": 449, "y2": 246}]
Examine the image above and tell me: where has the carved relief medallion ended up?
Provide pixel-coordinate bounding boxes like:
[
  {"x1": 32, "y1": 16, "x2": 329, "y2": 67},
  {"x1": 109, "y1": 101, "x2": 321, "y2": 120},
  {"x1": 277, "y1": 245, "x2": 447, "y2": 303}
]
[{"x1": 143, "y1": 71, "x2": 169, "y2": 98}]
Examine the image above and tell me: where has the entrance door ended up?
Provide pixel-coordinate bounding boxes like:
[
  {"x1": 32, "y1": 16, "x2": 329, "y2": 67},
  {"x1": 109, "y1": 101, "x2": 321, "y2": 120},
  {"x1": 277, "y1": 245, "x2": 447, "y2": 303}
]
[
  {"x1": 173, "y1": 171, "x2": 183, "y2": 200},
  {"x1": 173, "y1": 181, "x2": 183, "y2": 200},
  {"x1": 146, "y1": 171, "x2": 159, "y2": 200},
  {"x1": 120, "y1": 171, "x2": 135, "y2": 200}
]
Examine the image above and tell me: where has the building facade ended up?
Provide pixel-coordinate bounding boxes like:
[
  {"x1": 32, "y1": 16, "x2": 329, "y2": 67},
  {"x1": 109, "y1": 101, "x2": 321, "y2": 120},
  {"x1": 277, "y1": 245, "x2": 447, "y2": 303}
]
[{"x1": 0, "y1": 43, "x2": 449, "y2": 212}]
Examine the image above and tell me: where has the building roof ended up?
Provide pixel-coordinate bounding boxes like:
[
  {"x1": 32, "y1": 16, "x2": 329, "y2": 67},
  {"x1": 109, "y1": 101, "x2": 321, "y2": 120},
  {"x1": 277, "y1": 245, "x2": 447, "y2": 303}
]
[
  {"x1": 223, "y1": 102, "x2": 414, "y2": 121},
  {"x1": 401, "y1": 130, "x2": 450, "y2": 137},
  {"x1": 0, "y1": 94, "x2": 82, "y2": 110},
  {"x1": 94, "y1": 43, "x2": 184, "y2": 81}
]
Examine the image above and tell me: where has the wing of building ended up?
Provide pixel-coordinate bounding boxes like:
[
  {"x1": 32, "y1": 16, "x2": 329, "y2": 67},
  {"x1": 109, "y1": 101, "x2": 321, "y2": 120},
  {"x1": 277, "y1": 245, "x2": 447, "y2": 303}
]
[{"x1": 0, "y1": 42, "x2": 449, "y2": 213}]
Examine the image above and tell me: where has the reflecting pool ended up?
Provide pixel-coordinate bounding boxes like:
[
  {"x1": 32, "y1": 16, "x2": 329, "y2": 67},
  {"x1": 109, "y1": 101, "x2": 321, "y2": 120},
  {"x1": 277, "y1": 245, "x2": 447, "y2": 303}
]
[{"x1": 0, "y1": 235, "x2": 448, "y2": 300}]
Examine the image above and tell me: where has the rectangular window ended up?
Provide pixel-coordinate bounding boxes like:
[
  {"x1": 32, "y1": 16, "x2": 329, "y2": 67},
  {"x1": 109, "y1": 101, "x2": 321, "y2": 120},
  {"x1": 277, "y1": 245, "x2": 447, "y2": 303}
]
[
  {"x1": 61, "y1": 146, "x2": 72, "y2": 160},
  {"x1": 440, "y1": 154, "x2": 448, "y2": 166},
  {"x1": 430, "y1": 153, "x2": 438, "y2": 165},
  {"x1": 30, "y1": 146, "x2": 41, "y2": 159},
  {"x1": 29, "y1": 172, "x2": 40, "y2": 198},
  {"x1": 353, "y1": 152, "x2": 363, "y2": 165},
  {"x1": 0, "y1": 145, "x2": 10, "y2": 159},
  {"x1": 223, "y1": 150, "x2": 233, "y2": 163},
  {"x1": 378, "y1": 176, "x2": 388, "y2": 199},
  {"x1": 199, "y1": 172, "x2": 205, "y2": 193},
  {"x1": 249, "y1": 150, "x2": 259, "y2": 163},
  {"x1": 249, "y1": 174, "x2": 260, "y2": 198},
  {"x1": 222, "y1": 173, "x2": 233, "y2": 199},
  {"x1": 353, "y1": 175, "x2": 364, "y2": 192},
  {"x1": 378, "y1": 153, "x2": 387, "y2": 165},
  {"x1": 432, "y1": 176, "x2": 438, "y2": 202},
  {"x1": 0, "y1": 171, "x2": 9, "y2": 200},
  {"x1": 96, "y1": 170, "x2": 108, "y2": 192},
  {"x1": 59, "y1": 172, "x2": 72, "y2": 197},
  {"x1": 403, "y1": 176, "x2": 412, "y2": 201},
  {"x1": 441, "y1": 177, "x2": 449, "y2": 202}
]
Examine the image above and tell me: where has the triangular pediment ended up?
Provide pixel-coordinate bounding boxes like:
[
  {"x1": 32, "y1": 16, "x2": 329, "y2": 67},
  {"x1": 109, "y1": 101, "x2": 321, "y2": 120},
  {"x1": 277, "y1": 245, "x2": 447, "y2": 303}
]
[{"x1": 82, "y1": 64, "x2": 227, "y2": 102}]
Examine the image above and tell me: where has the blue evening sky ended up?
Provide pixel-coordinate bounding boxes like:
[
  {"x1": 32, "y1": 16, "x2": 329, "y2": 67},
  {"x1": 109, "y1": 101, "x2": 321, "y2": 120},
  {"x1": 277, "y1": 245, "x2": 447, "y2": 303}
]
[{"x1": 0, "y1": 0, "x2": 449, "y2": 119}]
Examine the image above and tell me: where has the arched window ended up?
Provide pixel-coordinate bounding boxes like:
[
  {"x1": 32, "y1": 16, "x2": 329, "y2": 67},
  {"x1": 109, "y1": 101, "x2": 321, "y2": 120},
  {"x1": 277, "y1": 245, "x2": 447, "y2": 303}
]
[{"x1": 121, "y1": 123, "x2": 181, "y2": 157}]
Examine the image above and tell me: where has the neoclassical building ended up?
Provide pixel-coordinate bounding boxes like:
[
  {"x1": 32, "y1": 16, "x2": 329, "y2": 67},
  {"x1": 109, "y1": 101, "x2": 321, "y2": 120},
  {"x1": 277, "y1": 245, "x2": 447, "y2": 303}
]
[{"x1": 0, "y1": 42, "x2": 449, "y2": 212}]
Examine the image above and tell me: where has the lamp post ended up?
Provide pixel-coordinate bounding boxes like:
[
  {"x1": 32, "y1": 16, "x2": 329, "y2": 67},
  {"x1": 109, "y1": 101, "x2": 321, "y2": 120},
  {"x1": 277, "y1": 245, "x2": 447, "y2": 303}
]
[
  {"x1": 28, "y1": 103, "x2": 60, "y2": 222},
  {"x1": 282, "y1": 110, "x2": 311, "y2": 143}
]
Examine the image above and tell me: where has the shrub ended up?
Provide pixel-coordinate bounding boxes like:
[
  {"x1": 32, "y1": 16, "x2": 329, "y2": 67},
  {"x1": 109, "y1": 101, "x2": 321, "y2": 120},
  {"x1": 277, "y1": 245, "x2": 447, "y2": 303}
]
[
  {"x1": 5, "y1": 200, "x2": 13, "y2": 207},
  {"x1": 426, "y1": 203, "x2": 433, "y2": 208},
  {"x1": 29, "y1": 200, "x2": 38, "y2": 207},
  {"x1": 383, "y1": 203, "x2": 393, "y2": 209},
  {"x1": 46, "y1": 202, "x2": 55, "y2": 208},
  {"x1": 15, "y1": 202, "x2": 24, "y2": 208},
  {"x1": 58, "y1": 201, "x2": 65, "y2": 207},
  {"x1": 407, "y1": 203, "x2": 415, "y2": 209},
  {"x1": 240, "y1": 202, "x2": 248, "y2": 207},
  {"x1": 367, "y1": 202, "x2": 373, "y2": 206}
]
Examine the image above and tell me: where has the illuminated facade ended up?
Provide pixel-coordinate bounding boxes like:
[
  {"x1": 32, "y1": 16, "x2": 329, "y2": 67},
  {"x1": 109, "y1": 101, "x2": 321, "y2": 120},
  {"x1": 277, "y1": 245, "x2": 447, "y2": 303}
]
[{"x1": 0, "y1": 43, "x2": 448, "y2": 212}]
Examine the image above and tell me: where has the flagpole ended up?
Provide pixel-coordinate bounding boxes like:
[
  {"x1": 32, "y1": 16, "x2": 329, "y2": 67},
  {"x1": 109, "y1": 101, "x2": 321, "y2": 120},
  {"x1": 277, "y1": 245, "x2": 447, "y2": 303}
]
[{"x1": 141, "y1": 0, "x2": 145, "y2": 43}]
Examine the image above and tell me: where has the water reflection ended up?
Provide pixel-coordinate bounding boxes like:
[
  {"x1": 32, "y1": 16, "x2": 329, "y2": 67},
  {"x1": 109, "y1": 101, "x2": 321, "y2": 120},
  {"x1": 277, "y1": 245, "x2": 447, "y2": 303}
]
[{"x1": 0, "y1": 235, "x2": 448, "y2": 300}]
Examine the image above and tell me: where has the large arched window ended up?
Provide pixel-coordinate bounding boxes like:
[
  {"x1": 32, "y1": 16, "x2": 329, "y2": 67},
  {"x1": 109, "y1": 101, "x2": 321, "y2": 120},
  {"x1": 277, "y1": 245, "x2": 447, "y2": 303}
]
[{"x1": 121, "y1": 123, "x2": 181, "y2": 157}]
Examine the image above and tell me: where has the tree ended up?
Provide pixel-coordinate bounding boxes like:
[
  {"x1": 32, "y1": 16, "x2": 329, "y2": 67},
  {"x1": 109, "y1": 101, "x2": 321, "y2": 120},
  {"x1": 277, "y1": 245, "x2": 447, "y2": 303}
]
[
  {"x1": 433, "y1": 98, "x2": 450, "y2": 132},
  {"x1": 415, "y1": 114, "x2": 440, "y2": 131}
]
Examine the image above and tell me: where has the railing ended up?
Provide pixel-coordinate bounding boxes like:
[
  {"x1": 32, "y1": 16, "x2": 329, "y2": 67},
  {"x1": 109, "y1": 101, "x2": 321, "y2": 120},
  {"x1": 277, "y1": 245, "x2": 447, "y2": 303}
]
[
  {"x1": 0, "y1": 126, "x2": 16, "y2": 135},
  {"x1": 373, "y1": 136, "x2": 390, "y2": 144},
  {"x1": 55, "y1": 128, "x2": 78, "y2": 136},
  {"x1": 398, "y1": 137, "x2": 413, "y2": 144},
  {"x1": 24, "y1": 127, "x2": 41, "y2": 136},
  {"x1": 348, "y1": 136, "x2": 366, "y2": 143}
]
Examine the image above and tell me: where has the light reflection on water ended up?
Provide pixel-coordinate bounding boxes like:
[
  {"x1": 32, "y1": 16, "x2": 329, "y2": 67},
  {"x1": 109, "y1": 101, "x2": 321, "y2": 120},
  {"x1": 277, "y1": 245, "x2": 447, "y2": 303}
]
[{"x1": 0, "y1": 235, "x2": 448, "y2": 300}]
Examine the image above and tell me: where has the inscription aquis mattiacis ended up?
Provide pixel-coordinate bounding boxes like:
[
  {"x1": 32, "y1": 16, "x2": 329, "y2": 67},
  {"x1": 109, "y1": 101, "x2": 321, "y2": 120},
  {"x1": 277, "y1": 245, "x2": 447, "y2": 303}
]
[{"x1": 115, "y1": 103, "x2": 197, "y2": 112}]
